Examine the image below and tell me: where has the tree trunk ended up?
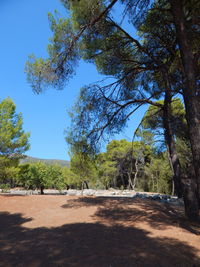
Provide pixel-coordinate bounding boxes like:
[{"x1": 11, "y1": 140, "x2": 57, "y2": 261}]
[
  {"x1": 132, "y1": 158, "x2": 139, "y2": 189},
  {"x1": 162, "y1": 78, "x2": 199, "y2": 220},
  {"x1": 127, "y1": 173, "x2": 134, "y2": 189},
  {"x1": 84, "y1": 181, "x2": 89, "y2": 189},
  {"x1": 81, "y1": 181, "x2": 84, "y2": 195},
  {"x1": 40, "y1": 186, "x2": 44, "y2": 195},
  {"x1": 171, "y1": 180, "x2": 175, "y2": 196},
  {"x1": 162, "y1": 84, "x2": 183, "y2": 198},
  {"x1": 182, "y1": 171, "x2": 199, "y2": 222},
  {"x1": 151, "y1": 174, "x2": 155, "y2": 192},
  {"x1": 120, "y1": 175, "x2": 126, "y2": 189},
  {"x1": 170, "y1": 0, "x2": 200, "y2": 206}
]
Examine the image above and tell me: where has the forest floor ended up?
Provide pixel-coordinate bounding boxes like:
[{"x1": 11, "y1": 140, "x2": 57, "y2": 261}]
[{"x1": 0, "y1": 195, "x2": 199, "y2": 267}]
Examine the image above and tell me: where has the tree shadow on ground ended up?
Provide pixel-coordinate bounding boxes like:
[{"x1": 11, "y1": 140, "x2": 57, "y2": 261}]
[
  {"x1": 61, "y1": 196, "x2": 110, "y2": 208},
  {"x1": 62, "y1": 197, "x2": 200, "y2": 234},
  {"x1": 0, "y1": 212, "x2": 199, "y2": 267}
]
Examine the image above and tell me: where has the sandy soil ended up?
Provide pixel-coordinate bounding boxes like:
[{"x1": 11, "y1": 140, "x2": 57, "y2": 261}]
[{"x1": 0, "y1": 195, "x2": 199, "y2": 267}]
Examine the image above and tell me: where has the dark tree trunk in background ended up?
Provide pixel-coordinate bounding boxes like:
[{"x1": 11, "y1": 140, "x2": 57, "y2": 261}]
[
  {"x1": 40, "y1": 186, "x2": 44, "y2": 195},
  {"x1": 81, "y1": 181, "x2": 89, "y2": 194},
  {"x1": 170, "y1": 0, "x2": 200, "y2": 209},
  {"x1": 84, "y1": 181, "x2": 89, "y2": 189}
]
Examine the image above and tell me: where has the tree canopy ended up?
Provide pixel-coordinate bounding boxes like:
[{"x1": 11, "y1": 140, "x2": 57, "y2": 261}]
[{"x1": 0, "y1": 98, "x2": 30, "y2": 157}]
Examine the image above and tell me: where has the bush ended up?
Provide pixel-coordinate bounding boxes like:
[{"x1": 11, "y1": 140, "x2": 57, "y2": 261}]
[{"x1": 0, "y1": 183, "x2": 10, "y2": 192}]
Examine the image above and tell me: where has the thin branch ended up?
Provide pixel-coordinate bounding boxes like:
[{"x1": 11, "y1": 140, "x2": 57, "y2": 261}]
[{"x1": 56, "y1": 0, "x2": 119, "y2": 72}]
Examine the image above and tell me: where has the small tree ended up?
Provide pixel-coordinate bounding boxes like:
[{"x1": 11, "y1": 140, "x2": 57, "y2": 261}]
[
  {"x1": 70, "y1": 152, "x2": 97, "y2": 191},
  {"x1": 19, "y1": 162, "x2": 51, "y2": 194},
  {"x1": 19, "y1": 163, "x2": 69, "y2": 193},
  {"x1": 0, "y1": 98, "x2": 30, "y2": 184},
  {"x1": 0, "y1": 98, "x2": 30, "y2": 157}
]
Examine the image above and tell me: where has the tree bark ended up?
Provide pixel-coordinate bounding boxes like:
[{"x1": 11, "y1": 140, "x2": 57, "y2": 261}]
[
  {"x1": 182, "y1": 171, "x2": 199, "y2": 222},
  {"x1": 170, "y1": 0, "x2": 200, "y2": 207}
]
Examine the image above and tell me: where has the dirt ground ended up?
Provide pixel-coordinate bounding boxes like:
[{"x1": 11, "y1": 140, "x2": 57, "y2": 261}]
[{"x1": 0, "y1": 195, "x2": 199, "y2": 267}]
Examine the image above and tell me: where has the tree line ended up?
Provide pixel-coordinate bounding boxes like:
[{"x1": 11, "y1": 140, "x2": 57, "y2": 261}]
[
  {"x1": 0, "y1": 97, "x2": 186, "y2": 198},
  {"x1": 0, "y1": 98, "x2": 171, "y2": 196}
]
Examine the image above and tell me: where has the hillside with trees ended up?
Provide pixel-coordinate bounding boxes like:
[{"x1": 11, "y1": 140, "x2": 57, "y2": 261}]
[{"x1": 20, "y1": 156, "x2": 70, "y2": 167}]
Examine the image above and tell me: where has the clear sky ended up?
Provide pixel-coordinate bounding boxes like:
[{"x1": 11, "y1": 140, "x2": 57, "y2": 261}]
[{"x1": 0, "y1": 0, "x2": 146, "y2": 161}]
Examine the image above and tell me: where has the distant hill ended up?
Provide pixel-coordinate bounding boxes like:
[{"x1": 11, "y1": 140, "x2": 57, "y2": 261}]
[{"x1": 20, "y1": 156, "x2": 70, "y2": 167}]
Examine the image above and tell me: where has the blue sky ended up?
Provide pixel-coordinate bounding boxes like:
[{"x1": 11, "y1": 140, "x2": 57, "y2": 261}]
[{"x1": 0, "y1": 0, "x2": 146, "y2": 160}]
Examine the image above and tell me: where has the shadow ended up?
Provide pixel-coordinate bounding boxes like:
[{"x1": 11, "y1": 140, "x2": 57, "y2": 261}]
[
  {"x1": 61, "y1": 196, "x2": 110, "y2": 208},
  {"x1": 0, "y1": 212, "x2": 199, "y2": 267},
  {"x1": 0, "y1": 212, "x2": 32, "y2": 230},
  {"x1": 62, "y1": 197, "x2": 200, "y2": 235}
]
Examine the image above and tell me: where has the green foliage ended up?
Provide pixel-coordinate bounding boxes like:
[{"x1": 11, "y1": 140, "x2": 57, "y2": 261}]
[
  {"x1": 70, "y1": 152, "x2": 98, "y2": 188},
  {"x1": 46, "y1": 164, "x2": 64, "y2": 190},
  {"x1": 176, "y1": 138, "x2": 193, "y2": 174},
  {"x1": 19, "y1": 162, "x2": 50, "y2": 190},
  {"x1": 144, "y1": 98, "x2": 186, "y2": 131},
  {"x1": 0, "y1": 183, "x2": 11, "y2": 192},
  {"x1": 61, "y1": 166, "x2": 81, "y2": 188},
  {"x1": 0, "y1": 98, "x2": 30, "y2": 185},
  {"x1": 18, "y1": 162, "x2": 67, "y2": 192},
  {"x1": 143, "y1": 152, "x2": 172, "y2": 194},
  {"x1": 25, "y1": 13, "x2": 79, "y2": 93},
  {"x1": 96, "y1": 139, "x2": 153, "y2": 189},
  {"x1": 97, "y1": 153, "x2": 117, "y2": 189},
  {"x1": 0, "y1": 156, "x2": 18, "y2": 181},
  {"x1": 137, "y1": 98, "x2": 188, "y2": 149},
  {"x1": 0, "y1": 98, "x2": 30, "y2": 157}
]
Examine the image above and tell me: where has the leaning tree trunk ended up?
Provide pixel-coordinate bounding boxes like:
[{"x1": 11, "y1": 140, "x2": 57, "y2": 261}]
[
  {"x1": 162, "y1": 77, "x2": 199, "y2": 221},
  {"x1": 132, "y1": 158, "x2": 139, "y2": 189},
  {"x1": 170, "y1": 0, "x2": 200, "y2": 208}
]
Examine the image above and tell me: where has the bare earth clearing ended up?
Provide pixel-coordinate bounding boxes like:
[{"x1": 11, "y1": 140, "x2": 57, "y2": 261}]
[{"x1": 0, "y1": 195, "x2": 199, "y2": 267}]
